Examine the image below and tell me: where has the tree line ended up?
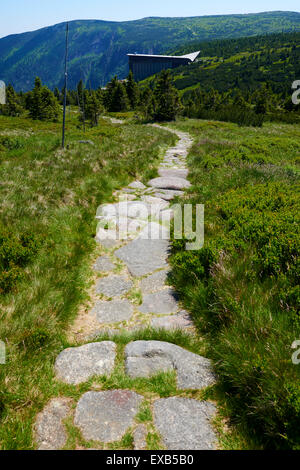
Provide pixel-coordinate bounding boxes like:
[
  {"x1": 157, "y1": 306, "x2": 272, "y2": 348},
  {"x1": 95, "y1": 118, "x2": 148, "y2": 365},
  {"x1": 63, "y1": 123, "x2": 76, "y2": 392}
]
[
  {"x1": 0, "y1": 67, "x2": 299, "y2": 128},
  {"x1": 0, "y1": 70, "x2": 181, "y2": 125}
]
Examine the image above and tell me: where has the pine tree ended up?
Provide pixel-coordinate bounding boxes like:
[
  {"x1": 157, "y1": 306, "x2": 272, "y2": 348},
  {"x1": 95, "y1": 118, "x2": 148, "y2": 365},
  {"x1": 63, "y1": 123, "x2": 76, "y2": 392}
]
[
  {"x1": 139, "y1": 87, "x2": 155, "y2": 121},
  {"x1": 233, "y1": 91, "x2": 248, "y2": 109},
  {"x1": 126, "y1": 71, "x2": 139, "y2": 109},
  {"x1": 153, "y1": 70, "x2": 181, "y2": 121},
  {"x1": 54, "y1": 87, "x2": 60, "y2": 102},
  {"x1": 110, "y1": 83, "x2": 129, "y2": 112},
  {"x1": 104, "y1": 77, "x2": 129, "y2": 112},
  {"x1": 77, "y1": 80, "x2": 84, "y2": 108},
  {"x1": 85, "y1": 90, "x2": 104, "y2": 126},
  {"x1": 103, "y1": 76, "x2": 118, "y2": 110},
  {"x1": 61, "y1": 86, "x2": 73, "y2": 106},
  {"x1": 26, "y1": 77, "x2": 60, "y2": 121},
  {"x1": 0, "y1": 84, "x2": 23, "y2": 116}
]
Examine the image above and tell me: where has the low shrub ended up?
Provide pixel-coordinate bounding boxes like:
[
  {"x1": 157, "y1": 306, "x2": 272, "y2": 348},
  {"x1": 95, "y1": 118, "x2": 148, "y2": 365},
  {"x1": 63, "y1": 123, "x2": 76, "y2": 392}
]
[
  {"x1": 185, "y1": 105, "x2": 264, "y2": 127},
  {"x1": 0, "y1": 136, "x2": 25, "y2": 151},
  {"x1": 19, "y1": 328, "x2": 51, "y2": 353},
  {"x1": 0, "y1": 230, "x2": 41, "y2": 294}
]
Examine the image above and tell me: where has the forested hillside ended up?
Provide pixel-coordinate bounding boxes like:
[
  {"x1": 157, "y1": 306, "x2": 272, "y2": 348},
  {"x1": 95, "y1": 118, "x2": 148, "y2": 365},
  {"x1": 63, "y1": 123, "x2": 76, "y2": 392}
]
[
  {"x1": 167, "y1": 31, "x2": 300, "y2": 98},
  {"x1": 0, "y1": 11, "x2": 300, "y2": 91}
]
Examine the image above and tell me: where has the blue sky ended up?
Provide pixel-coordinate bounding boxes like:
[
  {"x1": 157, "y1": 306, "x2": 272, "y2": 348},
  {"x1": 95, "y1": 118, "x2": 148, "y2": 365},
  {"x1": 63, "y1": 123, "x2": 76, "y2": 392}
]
[{"x1": 0, "y1": 0, "x2": 300, "y2": 38}]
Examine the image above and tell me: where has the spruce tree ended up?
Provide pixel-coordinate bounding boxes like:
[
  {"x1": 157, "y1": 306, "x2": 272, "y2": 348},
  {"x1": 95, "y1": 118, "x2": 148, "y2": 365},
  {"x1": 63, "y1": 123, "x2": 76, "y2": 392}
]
[
  {"x1": 77, "y1": 80, "x2": 84, "y2": 108},
  {"x1": 103, "y1": 76, "x2": 118, "y2": 110},
  {"x1": 0, "y1": 84, "x2": 23, "y2": 116},
  {"x1": 139, "y1": 87, "x2": 155, "y2": 121},
  {"x1": 111, "y1": 82, "x2": 129, "y2": 112},
  {"x1": 153, "y1": 70, "x2": 181, "y2": 121},
  {"x1": 105, "y1": 77, "x2": 129, "y2": 112},
  {"x1": 233, "y1": 91, "x2": 248, "y2": 109},
  {"x1": 54, "y1": 87, "x2": 60, "y2": 102},
  {"x1": 26, "y1": 77, "x2": 60, "y2": 121},
  {"x1": 85, "y1": 90, "x2": 104, "y2": 126},
  {"x1": 126, "y1": 71, "x2": 139, "y2": 109}
]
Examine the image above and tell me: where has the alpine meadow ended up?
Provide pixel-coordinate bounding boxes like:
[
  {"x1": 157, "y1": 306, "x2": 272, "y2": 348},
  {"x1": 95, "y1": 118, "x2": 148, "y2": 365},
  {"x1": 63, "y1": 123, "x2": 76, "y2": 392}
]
[{"x1": 0, "y1": 6, "x2": 299, "y2": 453}]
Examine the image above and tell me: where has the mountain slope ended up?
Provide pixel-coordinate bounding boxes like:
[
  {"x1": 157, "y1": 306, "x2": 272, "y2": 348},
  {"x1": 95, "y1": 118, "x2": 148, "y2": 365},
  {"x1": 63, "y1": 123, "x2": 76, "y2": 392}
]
[
  {"x1": 163, "y1": 31, "x2": 300, "y2": 98},
  {"x1": 1, "y1": 11, "x2": 300, "y2": 91}
]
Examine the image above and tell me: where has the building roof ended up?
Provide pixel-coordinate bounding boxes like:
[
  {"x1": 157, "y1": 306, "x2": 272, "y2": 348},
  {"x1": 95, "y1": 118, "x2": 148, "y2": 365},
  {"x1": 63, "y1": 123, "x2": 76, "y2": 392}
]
[
  {"x1": 181, "y1": 51, "x2": 201, "y2": 62},
  {"x1": 127, "y1": 51, "x2": 200, "y2": 62}
]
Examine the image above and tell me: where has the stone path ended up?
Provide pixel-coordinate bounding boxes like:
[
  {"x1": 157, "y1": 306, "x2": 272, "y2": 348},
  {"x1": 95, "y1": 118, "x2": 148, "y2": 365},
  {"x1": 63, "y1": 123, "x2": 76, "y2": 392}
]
[{"x1": 34, "y1": 124, "x2": 219, "y2": 451}]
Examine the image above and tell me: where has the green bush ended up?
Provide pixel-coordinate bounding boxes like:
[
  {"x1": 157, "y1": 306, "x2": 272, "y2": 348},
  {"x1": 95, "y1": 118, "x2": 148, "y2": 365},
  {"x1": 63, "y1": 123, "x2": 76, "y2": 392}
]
[
  {"x1": 0, "y1": 231, "x2": 41, "y2": 294},
  {"x1": 0, "y1": 136, "x2": 24, "y2": 151},
  {"x1": 173, "y1": 182, "x2": 299, "y2": 313},
  {"x1": 218, "y1": 184, "x2": 299, "y2": 277},
  {"x1": 20, "y1": 328, "x2": 51, "y2": 353},
  {"x1": 185, "y1": 104, "x2": 264, "y2": 127},
  {"x1": 26, "y1": 77, "x2": 60, "y2": 122}
]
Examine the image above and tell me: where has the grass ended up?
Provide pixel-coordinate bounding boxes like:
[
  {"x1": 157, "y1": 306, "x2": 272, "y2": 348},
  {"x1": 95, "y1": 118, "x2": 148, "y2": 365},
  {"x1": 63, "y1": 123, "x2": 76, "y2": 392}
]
[
  {"x1": 0, "y1": 111, "x2": 177, "y2": 450},
  {"x1": 167, "y1": 118, "x2": 300, "y2": 449},
  {"x1": 136, "y1": 401, "x2": 152, "y2": 423}
]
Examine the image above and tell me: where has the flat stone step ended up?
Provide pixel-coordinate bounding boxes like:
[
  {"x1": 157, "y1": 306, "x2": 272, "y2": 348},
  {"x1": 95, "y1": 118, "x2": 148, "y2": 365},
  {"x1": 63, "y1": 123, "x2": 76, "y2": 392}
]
[
  {"x1": 158, "y1": 169, "x2": 189, "y2": 179},
  {"x1": 55, "y1": 342, "x2": 116, "y2": 385},
  {"x1": 125, "y1": 341, "x2": 216, "y2": 390},
  {"x1": 134, "y1": 424, "x2": 148, "y2": 450},
  {"x1": 138, "y1": 222, "x2": 170, "y2": 240},
  {"x1": 107, "y1": 217, "x2": 146, "y2": 234},
  {"x1": 148, "y1": 177, "x2": 191, "y2": 191},
  {"x1": 93, "y1": 256, "x2": 115, "y2": 273},
  {"x1": 139, "y1": 289, "x2": 179, "y2": 315},
  {"x1": 140, "y1": 270, "x2": 170, "y2": 294},
  {"x1": 95, "y1": 275, "x2": 133, "y2": 298},
  {"x1": 128, "y1": 181, "x2": 146, "y2": 190},
  {"x1": 151, "y1": 311, "x2": 194, "y2": 331},
  {"x1": 154, "y1": 190, "x2": 184, "y2": 201},
  {"x1": 97, "y1": 201, "x2": 156, "y2": 220},
  {"x1": 115, "y1": 237, "x2": 170, "y2": 277},
  {"x1": 35, "y1": 398, "x2": 71, "y2": 450},
  {"x1": 74, "y1": 390, "x2": 143, "y2": 443},
  {"x1": 91, "y1": 299, "x2": 134, "y2": 324},
  {"x1": 95, "y1": 228, "x2": 119, "y2": 247},
  {"x1": 141, "y1": 195, "x2": 170, "y2": 211},
  {"x1": 154, "y1": 397, "x2": 217, "y2": 450}
]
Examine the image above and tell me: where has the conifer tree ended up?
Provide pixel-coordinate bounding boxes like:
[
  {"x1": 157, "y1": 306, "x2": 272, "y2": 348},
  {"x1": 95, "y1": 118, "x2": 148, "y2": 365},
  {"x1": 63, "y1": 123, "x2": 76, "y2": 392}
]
[
  {"x1": 233, "y1": 91, "x2": 248, "y2": 109},
  {"x1": 77, "y1": 80, "x2": 84, "y2": 108},
  {"x1": 153, "y1": 70, "x2": 181, "y2": 121},
  {"x1": 26, "y1": 77, "x2": 60, "y2": 121},
  {"x1": 104, "y1": 77, "x2": 129, "y2": 112},
  {"x1": 84, "y1": 90, "x2": 104, "y2": 126},
  {"x1": 0, "y1": 84, "x2": 23, "y2": 116},
  {"x1": 126, "y1": 71, "x2": 139, "y2": 109},
  {"x1": 103, "y1": 76, "x2": 118, "y2": 110},
  {"x1": 139, "y1": 87, "x2": 155, "y2": 121},
  {"x1": 54, "y1": 87, "x2": 60, "y2": 102},
  {"x1": 110, "y1": 82, "x2": 129, "y2": 112}
]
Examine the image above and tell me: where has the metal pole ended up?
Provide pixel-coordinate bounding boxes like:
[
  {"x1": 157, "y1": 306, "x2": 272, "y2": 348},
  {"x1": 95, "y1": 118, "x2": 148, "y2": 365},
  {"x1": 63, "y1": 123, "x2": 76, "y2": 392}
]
[
  {"x1": 62, "y1": 22, "x2": 69, "y2": 149},
  {"x1": 82, "y1": 87, "x2": 86, "y2": 133},
  {"x1": 80, "y1": 66, "x2": 86, "y2": 133}
]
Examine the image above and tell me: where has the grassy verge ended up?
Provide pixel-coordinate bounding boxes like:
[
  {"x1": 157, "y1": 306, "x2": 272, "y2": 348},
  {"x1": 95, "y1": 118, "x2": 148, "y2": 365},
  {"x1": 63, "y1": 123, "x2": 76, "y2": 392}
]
[
  {"x1": 0, "y1": 112, "x2": 176, "y2": 449},
  {"x1": 167, "y1": 118, "x2": 300, "y2": 449}
]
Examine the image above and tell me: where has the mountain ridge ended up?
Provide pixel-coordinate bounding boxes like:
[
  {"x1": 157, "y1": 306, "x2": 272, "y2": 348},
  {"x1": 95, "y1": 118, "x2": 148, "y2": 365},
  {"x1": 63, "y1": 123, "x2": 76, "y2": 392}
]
[{"x1": 1, "y1": 11, "x2": 300, "y2": 91}]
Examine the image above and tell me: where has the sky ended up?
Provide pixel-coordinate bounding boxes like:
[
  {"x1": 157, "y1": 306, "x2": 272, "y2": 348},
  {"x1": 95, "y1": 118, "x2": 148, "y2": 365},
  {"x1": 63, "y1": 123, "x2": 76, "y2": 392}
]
[{"x1": 0, "y1": 0, "x2": 300, "y2": 39}]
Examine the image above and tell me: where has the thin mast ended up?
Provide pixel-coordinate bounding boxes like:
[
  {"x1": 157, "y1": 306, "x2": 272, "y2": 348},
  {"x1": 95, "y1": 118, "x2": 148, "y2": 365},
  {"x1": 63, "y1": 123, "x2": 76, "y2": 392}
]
[{"x1": 62, "y1": 22, "x2": 69, "y2": 148}]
